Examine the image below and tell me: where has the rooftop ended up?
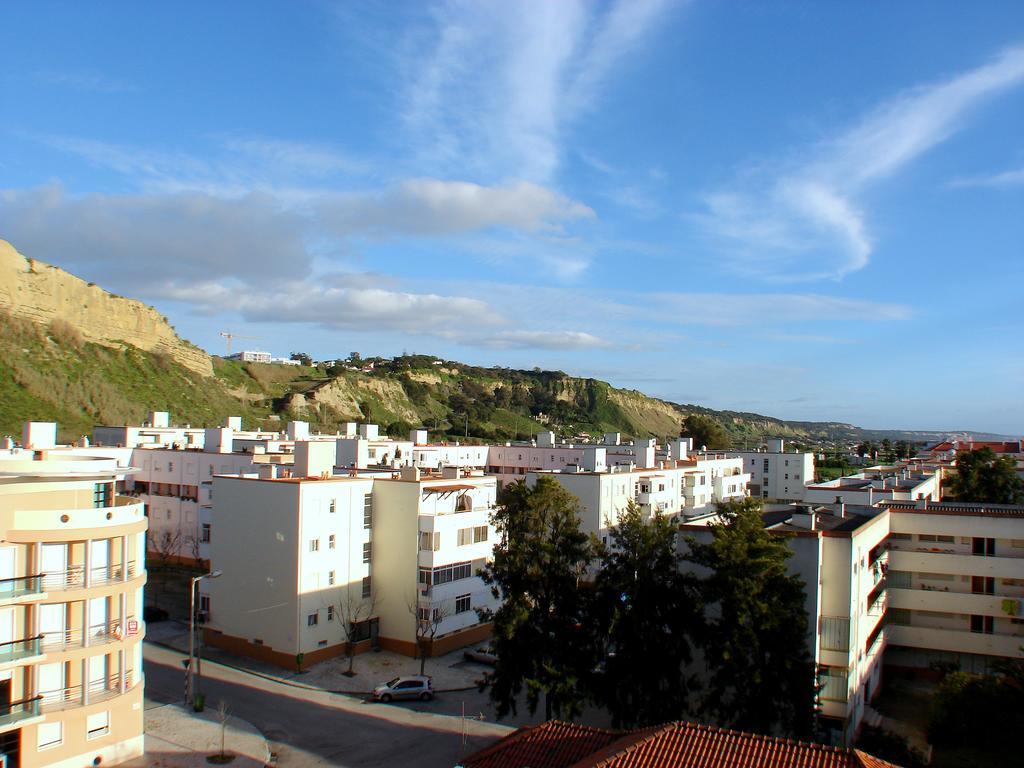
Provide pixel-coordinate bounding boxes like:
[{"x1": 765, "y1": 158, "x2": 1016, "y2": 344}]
[
  {"x1": 462, "y1": 720, "x2": 900, "y2": 768},
  {"x1": 882, "y1": 500, "x2": 1024, "y2": 518}
]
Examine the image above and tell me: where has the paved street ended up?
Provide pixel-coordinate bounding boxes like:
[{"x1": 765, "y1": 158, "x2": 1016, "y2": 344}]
[{"x1": 143, "y1": 643, "x2": 513, "y2": 767}]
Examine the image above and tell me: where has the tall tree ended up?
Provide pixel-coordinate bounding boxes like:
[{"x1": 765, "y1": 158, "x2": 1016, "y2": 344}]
[
  {"x1": 682, "y1": 414, "x2": 732, "y2": 450},
  {"x1": 479, "y1": 477, "x2": 595, "y2": 720},
  {"x1": 683, "y1": 497, "x2": 816, "y2": 738},
  {"x1": 592, "y1": 501, "x2": 701, "y2": 727},
  {"x1": 947, "y1": 447, "x2": 1024, "y2": 504}
]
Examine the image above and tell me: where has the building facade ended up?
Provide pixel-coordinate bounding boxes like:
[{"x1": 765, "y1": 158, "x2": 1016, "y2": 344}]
[
  {"x1": 732, "y1": 438, "x2": 815, "y2": 501},
  {"x1": 1, "y1": 424, "x2": 147, "y2": 768}
]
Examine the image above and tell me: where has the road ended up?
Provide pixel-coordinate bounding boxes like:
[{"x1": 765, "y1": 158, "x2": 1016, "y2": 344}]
[{"x1": 143, "y1": 643, "x2": 513, "y2": 767}]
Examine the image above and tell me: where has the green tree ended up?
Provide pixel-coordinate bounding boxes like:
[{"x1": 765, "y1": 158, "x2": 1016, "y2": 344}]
[
  {"x1": 290, "y1": 351, "x2": 312, "y2": 366},
  {"x1": 947, "y1": 447, "x2": 1024, "y2": 504},
  {"x1": 682, "y1": 414, "x2": 732, "y2": 450},
  {"x1": 478, "y1": 477, "x2": 596, "y2": 720},
  {"x1": 683, "y1": 497, "x2": 816, "y2": 738},
  {"x1": 592, "y1": 501, "x2": 701, "y2": 727}
]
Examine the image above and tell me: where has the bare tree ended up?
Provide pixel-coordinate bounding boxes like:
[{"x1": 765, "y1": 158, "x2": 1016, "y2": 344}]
[
  {"x1": 407, "y1": 593, "x2": 450, "y2": 675},
  {"x1": 216, "y1": 700, "x2": 230, "y2": 760},
  {"x1": 149, "y1": 529, "x2": 182, "y2": 609},
  {"x1": 331, "y1": 585, "x2": 380, "y2": 676},
  {"x1": 185, "y1": 533, "x2": 202, "y2": 566}
]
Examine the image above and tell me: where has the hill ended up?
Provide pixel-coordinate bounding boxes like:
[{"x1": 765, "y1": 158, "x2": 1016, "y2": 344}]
[{"x1": 0, "y1": 241, "x2": 1006, "y2": 447}]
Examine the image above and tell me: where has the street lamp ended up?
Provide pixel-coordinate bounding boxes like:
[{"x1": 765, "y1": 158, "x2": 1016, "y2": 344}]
[{"x1": 187, "y1": 570, "x2": 222, "y2": 709}]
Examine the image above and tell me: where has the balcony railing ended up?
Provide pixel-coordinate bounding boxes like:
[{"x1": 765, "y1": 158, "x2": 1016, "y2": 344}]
[
  {"x1": 41, "y1": 672, "x2": 135, "y2": 711},
  {"x1": 40, "y1": 561, "x2": 138, "y2": 591},
  {"x1": 0, "y1": 574, "x2": 44, "y2": 600},
  {"x1": 0, "y1": 696, "x2": 42, "y2": 727},
  {"x1": 818, "y1": 672, "x2": 848, "y2": 702},
  {"x1": 0, "y1": 635, "x2": 43, "y2": 663},
  {"x1": 40, "y1": 617, "x2": 137, "y2": 652}
]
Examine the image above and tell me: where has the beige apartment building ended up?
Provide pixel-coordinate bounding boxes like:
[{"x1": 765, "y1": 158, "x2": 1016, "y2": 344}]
[{"x1": 1, "y1": 424, "x2": 147, "y2": 768}]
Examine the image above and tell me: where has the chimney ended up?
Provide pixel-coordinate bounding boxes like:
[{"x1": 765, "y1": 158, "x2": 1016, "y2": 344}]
[
  {"x1": 792, "y1": 509, "x2": 816, "y2": 530},
  {"x1": 915, "y1": 494, "x2": 927, "y2": 510},
  {"x1": 258, "y1": 464, "x2": 278, "y2": 480},
  {"x1": 22, "y1": 422, "x2": 57, "y2": 450},
  {"x1": 834, "y1": 495, "x2": 846, "y2": 518},
  {"x1": 401, "y1": 465, "x2": 421, "y2": 482}
]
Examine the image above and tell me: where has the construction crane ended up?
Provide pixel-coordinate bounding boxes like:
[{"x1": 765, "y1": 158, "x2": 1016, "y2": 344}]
[{"x1": 219, "y1": 331, "x2": 260, "y2": 357}]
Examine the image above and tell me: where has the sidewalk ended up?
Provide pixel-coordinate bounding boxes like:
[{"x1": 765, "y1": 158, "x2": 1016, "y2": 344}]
[
  {"x1": 145, "y1": 620, "x2": 491, "y2": 694},
  {"x1": 129, "y1": 702, "x2": 272, "y2": 768}
]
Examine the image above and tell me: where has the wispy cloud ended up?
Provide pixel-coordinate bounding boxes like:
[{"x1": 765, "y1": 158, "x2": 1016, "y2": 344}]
[
  {"x1": 697, "y1": 44, "x2": 1024, "y2": 281},
  {"x1": 35, "y1": 71, "x2": 136, "y2": 93},
  {"x1": 949, "y1": 165, "x2": 1024, "y2": 188},
  {"x1": 402, "y1": 0, "x2": 673, "y2": 182}
]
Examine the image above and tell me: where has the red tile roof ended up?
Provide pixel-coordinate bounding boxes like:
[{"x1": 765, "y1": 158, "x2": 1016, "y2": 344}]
[{"x1": 463, "y1": 721, "x2": 902, "y2": 768}]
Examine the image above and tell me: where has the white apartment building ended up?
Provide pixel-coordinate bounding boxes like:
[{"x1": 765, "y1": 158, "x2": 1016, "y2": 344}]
[
  {"x1": 374, "y1": 467, "x2": 499, "y2": 657},
  {"x1": 203, "y1": 442, "x2": 376, "y2": 667},
  {"x1": 487, "y1": 432, "x2": 660, "y2": 486},
  {"x1": 803, "y1": 469, "x2": 939, "y2": 507},
  {"x1": 232, "y1": 350, "x2": 272, "y2": 364},
  {"x1": 682, "y1": 495, "x2": 1024, "y2": 746},
  {"x1": 731, "y1": 438, "x2": 815, "y2": 501},
  {"x1": 525, "y1": 452, "x2": 749, "y2": 542},
  {"x1": 0, "y1": 423, "x2": 147, "y2": 768},
  {"x1": 203, "y1": 444, "x2": 499, "y2": 667},
  {"x1": 882, "y1": 500, "x2": 1024, "y2": 675}
]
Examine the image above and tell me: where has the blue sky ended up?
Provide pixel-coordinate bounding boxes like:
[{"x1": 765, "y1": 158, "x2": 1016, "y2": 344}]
[{"x1": 1, "y1": 1, "x2": 1022, "y2": 434}]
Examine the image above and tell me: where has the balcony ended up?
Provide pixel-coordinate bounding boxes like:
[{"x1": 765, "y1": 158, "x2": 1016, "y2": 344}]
[
  {"x1": 0, "y1": 574, "x2": 45, "y2": 604},
  {"x1": 41, "y1": 671, "x2": 136, "y2": 712},
  {"x1": 40, "y1": 561, "x2": 139, "y2": 592},
  {"x1": 0, "y1": 697, "x2": 43, "y2": 732},
  {"x1": 886, "y1": 624, "x2": 1024, "y2": 657},
  {"x1": 0, "y1": 634, "x2": 43, "y2": 663},
  {"x1": 888, "y1": 550, "x2": 1023, "y2": 579},
  {"x1": 888, "y1": 587, "x2": 1016, "y2": 618},
  {"x1": 41, "y1": 617, "x2": 140, "y2": 653}
]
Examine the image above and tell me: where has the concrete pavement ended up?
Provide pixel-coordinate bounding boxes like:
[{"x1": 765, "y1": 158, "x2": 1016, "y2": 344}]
[
  {"x1": 131, "y1": 702, "x2": 271, "y2": 768},
  {"x1": 143, "y1": 642, "x2": 514, "y2": 767}
]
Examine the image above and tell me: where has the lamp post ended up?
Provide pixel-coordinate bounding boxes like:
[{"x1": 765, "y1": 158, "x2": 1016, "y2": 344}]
[{"x1": 187, "y1": 570, "x2": 222, "y2": 708}]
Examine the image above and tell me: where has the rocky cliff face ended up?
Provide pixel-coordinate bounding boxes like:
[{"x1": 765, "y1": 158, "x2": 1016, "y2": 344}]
[{"x1": 0, "y1": 240, "x2": 213, "y2": 376}]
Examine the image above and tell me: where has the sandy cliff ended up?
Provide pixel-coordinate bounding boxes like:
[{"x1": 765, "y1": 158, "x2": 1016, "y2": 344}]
[{"x1": 0, "y1": 239, "x2": 213, "y2": 376}]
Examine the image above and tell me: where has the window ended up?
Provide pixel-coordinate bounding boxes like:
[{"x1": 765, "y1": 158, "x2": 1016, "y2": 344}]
[
  {"x1": 419, "y1": 531, "x2": 441, "y2": 551},
  {"x1": 328, "y1": 570, "x2": 335, "y2": 585},
  {"x1": 329, "y1": 499, "x2": 336, "y2": 514},
  {"x1": 307, "y1": 612, "x2": 319, "y2": 627},
  {"x1": 473, "y1": 525, "x2": 488, "y2": 543},
  {"x1": 350, "y1": 618, "x2": 374, "y2": 642},
  {"x1": 973, "y1": 537, "x2": 996, "y2": 556},
  {"x1": 168, "y1": 461, "x2": 174, "y2": 472},
  {"x1": 971, "y1": 576, "x2": 995, "y2": 595},
  {"x1": 458, "y1": 527, "x2": 472, "y2": 546},
  {"x1": 784, "y1": 474, "x2": 789, "y2": 480},
  {"x1": 38, "y1": 722, "x2": 62, "y2": 749},
  {"x1": 422, "y1": 561, "x2": 473, "y2": 586},
  {"x1": 201, "y1": 523, "x2": 211, "y2": 543},
  {"x1": 970, "y1": 614, "x2": 994, "y2": 634},
  {"x1": 363, "y1": 493, "x2": 373, "y2": 529},
  {"x1": 363, "y1": 542, "x2": 372, "y2": 564},
  {"x1": 87, "y1": 711, "x2": 110, "y2": 739},
  {"x1": 200, "y1": 595, "x2": 211, "y2": 612},
  {"x1": 329, "y1": 535, "x2": 336, "y2": 550},
  {"x1": 327, "y1": 606, "x2": 335, "y2": 622},
  {"x1": 455, "y1": 594, "x2": 471, "y2": 614},
  {"x1": 310, "y1": 539, "x2": 320, "y2": 552},
  {"x1": 362, "y1": 576, "x2": 372, "y2": 598},
  {"x1": 94, "y1": 483, "x2": 113, "y2": 507},
  {"x1": 166, "y1": 510, "x2": 172, "y2": 520}
]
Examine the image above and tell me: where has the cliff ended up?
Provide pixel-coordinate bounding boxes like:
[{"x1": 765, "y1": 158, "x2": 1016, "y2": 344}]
[{"x1": 0, "y1": 240, "x2": 213, "y2": 376}]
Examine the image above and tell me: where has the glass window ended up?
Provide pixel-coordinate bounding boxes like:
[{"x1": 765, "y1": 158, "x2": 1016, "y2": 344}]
[
  {"x1": 328, "y1": 570, "x2": 335, "y2": 585},
  {"x1": 38, "y1": 722, "x2": 62, "y2": 749},
  {"x1": 310, "y1": 539, "x2": 320, "y2": 552},
  {"x1": 201, "y1": 523, "x2": 211, "y2": 543},
  {"x1": 87, "y1": 711, "x2": 109, "y2": 739},
  {"x1": 329, "y1": 499, "x2": 336, "y2": 514},
  {"x1": 329, "y1": 535, "x2": 336, "y2": 550},
  {"x1": 327, "y1": 606, "x2": 335, "y2": 622},
  {"x1": 362, "y1": 576, "x2": 372, "y2": 598},
  {"x1": 363, "y1": 542, "x2": 371, "y2": 564},
  {"x1": 473, "y1": 526, "x2": 488, "y2": 543},
  {"x1": 455, "y1": 594, "x2": 471, "y2": 614},
  {"x1": 307, "y1": 612, "x2": 318, "y2": 626}
]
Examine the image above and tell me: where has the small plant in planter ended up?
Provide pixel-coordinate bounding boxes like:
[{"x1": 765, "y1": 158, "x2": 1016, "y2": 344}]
[{"x1": 206, "y1": 700, "x2": 236, "y2": 765}]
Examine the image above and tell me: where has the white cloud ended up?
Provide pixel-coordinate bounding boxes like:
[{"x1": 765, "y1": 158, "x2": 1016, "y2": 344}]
[
  {"x1": 649, "y1": 291, "x2": 911, "y2": 325},
  {"x1": 35, "y1": 70, "x2": 136, "y2": 93},
  {"x1": 474, "y1": 330, "x2": 614, "y2": 350},
  {"x1": 698, "y1": 45, "x2": 1024, "y2": 281},
  {"x1": 403, "y1": 0, "x2": 673, "y2": 182},
  {"x1": 318, "y1": 179, "x2": 594, "y2": 237}
]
